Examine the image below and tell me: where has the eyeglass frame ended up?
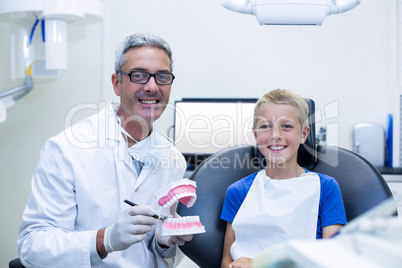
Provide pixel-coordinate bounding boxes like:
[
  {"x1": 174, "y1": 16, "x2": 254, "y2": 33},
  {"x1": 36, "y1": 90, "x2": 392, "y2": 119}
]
[{"x1": 116, "y1": 70, "x2": 175, "y2": 85}]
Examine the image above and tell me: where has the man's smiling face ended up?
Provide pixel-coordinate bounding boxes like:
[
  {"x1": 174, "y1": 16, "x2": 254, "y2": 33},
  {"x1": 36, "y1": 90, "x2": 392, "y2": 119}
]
[{"x1": 113, "y1": 46, "x2": 172, "y2": 124}]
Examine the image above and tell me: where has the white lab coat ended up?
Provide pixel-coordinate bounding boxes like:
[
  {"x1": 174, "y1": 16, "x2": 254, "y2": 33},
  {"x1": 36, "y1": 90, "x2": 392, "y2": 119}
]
[{"x1": 17, "y1": 102, "x2": 186, "y2": 268}]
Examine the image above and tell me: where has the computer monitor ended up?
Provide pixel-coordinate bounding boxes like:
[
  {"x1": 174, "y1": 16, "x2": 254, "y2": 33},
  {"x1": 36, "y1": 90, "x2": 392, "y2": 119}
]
[{"x1": 174, "y1": 98, "x2": 258, "y2": 167}]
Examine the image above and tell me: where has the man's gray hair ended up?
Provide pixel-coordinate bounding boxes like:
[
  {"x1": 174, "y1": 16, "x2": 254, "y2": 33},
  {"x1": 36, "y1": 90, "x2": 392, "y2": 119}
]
[{"x1": 114, "y1": 33, "x2": 173, "y2": 79}]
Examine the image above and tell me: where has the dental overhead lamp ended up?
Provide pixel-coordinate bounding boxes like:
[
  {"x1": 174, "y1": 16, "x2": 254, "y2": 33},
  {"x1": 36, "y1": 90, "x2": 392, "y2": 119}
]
[
  {"x1": 0, "y1": 0, "x2": 104, "y2": 122},
  {"x1": 221, "y1": 0, "x2": 362, "y2": 25}
]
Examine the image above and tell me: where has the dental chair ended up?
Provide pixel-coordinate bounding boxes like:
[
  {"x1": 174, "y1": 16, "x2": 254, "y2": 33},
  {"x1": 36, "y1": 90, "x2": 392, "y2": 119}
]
[
  {"x1": 176, "y1": 99, "x2": 394, "y2": 268},
  {"x1": 8, "y1": 258, "x2": 24, "y2": 268}
]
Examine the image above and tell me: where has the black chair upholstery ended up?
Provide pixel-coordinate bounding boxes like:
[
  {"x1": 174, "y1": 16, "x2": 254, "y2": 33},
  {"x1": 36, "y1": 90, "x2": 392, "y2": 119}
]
[
  {"x1": 312, "y1": 145, "x2": 392, "y2": 221},
  {"x1": 177, "y1": 98, "x2": 393, "y2": 268},
  {"x1": 9, "y1": 258, "x2": 24, "y2": 268},
  {"x1": 297, "y1": 99, "x2": 316, "y2": 169}
]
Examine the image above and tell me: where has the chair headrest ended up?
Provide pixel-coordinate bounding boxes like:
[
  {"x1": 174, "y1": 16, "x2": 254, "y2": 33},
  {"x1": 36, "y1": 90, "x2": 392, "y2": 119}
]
[{"x1": 298, "y1": 98, "x2": 316, "y2": 169}]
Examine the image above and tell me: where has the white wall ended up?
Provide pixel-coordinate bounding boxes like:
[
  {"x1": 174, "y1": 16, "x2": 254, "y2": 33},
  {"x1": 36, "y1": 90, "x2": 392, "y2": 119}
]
[{"x1": 0, "y1": 0, "x2": 396, "y2": 266}]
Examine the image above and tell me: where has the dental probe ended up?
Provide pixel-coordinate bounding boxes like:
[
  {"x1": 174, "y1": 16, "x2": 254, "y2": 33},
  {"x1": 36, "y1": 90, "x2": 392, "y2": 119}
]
[{"x1": 123, "y1": 199, "x2": 166, "y2": 222}]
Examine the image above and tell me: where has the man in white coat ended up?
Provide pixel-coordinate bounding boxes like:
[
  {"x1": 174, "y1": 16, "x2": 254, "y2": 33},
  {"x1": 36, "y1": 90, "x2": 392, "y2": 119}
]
[{"x1": 17, "y1": 33, "x2": 192, "y2": 267}]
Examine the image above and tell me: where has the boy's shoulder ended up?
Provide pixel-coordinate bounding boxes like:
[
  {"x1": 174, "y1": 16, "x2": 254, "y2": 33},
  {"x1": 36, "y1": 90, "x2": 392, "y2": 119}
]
[
  {"x1": 305, "y1": 169, "x2": 339, "y2": 188},
  {"x1": 228, "y1": 170, "x2": 260, "y2": 193}
]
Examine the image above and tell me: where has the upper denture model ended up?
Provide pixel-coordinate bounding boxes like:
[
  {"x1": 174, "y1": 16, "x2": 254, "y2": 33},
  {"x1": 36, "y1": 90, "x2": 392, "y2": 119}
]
[{"x1": 154, "y1": 179, "x2": 197, "y2": 209}]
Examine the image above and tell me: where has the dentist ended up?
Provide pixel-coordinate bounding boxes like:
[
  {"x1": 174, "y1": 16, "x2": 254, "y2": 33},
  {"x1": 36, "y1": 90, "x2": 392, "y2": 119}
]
[{"x1": 17, "y1": 33, "x2": 192, "y2": 268}]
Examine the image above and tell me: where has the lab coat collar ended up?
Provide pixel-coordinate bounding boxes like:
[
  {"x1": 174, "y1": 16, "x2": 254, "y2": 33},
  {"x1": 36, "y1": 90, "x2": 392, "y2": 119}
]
[
  {"x1": 100, "y1": 101, "x2": 173, "y2": 173},
  {"x1": 96, "y1": 102, "x2": 132, "y2": 168},
  {"x1": 96, "y1": 101, "x2": 121, "y2": 143}
]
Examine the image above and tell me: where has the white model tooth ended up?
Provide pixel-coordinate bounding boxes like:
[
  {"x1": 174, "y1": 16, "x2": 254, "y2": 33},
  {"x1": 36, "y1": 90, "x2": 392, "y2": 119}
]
[
  {"x1": 187, "y1": 197, "x2": 196, "y2": 208},
  {"x1": 172, "y1": 196, "x2": 178, "y2": 202},
  {"x1": 163, "y1": 204, "x2": 168, "y2": 209}
]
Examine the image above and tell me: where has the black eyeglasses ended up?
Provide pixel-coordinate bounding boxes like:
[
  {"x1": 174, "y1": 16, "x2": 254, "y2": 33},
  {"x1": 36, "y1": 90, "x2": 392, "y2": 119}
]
[{"x1": 117, "y1": 70, "x2": 175, "y2": 85}]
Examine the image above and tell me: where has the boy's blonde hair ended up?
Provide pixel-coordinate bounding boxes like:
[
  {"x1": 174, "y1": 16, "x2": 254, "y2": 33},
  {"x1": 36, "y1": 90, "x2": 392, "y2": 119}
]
[{"x1": 253, "y1": 89, "x2": 309, "y2": 131}]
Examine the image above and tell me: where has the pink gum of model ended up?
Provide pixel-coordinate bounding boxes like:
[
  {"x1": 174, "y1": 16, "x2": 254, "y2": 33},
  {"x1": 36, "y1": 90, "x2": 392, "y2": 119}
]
[{"x1": 154, "y1": 179, "x2": 197, "y2": 208}]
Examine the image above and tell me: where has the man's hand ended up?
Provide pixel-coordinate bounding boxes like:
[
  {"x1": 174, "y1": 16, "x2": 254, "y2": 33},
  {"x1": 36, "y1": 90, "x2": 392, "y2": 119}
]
[
  {"x1": 103, "y1": 206, "x2": 157, "y2": 253},
  {"x1": 229, "y1": 257, "x2": 252, "y2": 268}
]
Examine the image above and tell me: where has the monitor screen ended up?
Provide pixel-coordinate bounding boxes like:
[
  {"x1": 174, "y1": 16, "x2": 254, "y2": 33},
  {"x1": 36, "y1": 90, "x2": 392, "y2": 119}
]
[{"x1": 174, "y1": 99, "x2": 258, "y2": 157}]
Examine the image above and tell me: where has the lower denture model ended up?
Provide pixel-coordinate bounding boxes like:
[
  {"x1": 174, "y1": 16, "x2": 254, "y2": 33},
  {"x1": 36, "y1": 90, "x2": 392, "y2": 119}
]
[{"x1": 154, "y1": 179, "x2": 205, "y2": 236}]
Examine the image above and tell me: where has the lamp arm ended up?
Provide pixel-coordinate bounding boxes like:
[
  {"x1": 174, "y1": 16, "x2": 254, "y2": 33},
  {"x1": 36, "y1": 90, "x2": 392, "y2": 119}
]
[
  {"x1": 0, "y1": 84, "x2": 28, "y2": 99},
  {"x1": 0, "y1": 61, "x2": 36, "y2": 101},
  {"x1": 13, "y1": 76, "x2": 33, "y2": 101}
]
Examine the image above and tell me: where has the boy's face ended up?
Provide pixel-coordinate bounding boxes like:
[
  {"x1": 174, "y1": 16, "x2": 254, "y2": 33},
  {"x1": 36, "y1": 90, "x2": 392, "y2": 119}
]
[{"x1": 253, "y1": 102, "x2": 309, "y2": 167}]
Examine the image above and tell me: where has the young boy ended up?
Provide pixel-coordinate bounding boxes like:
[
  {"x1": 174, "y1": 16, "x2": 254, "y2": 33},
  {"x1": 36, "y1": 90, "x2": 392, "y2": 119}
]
[{"x1": 220, "y1": 89, "x2": 347, "y2": 268}]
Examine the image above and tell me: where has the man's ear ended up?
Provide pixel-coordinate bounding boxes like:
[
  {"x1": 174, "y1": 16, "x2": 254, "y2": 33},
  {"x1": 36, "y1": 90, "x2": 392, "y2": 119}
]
[
  {"x1": 112, "y1": 73, "x2": 121, "y2": 97},
  {"x1": 300, "y1": 125, "x2": 310, "y2": 144}
]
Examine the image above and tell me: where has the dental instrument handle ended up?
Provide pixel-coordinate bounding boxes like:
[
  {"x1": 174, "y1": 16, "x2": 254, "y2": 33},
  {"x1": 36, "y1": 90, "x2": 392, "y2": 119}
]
[{"x1": 123, "y1": 199, "x2": 165, "y2": 222}]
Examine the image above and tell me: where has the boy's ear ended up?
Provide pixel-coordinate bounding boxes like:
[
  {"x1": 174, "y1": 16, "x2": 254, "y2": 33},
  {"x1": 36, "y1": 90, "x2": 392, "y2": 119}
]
[{"x1": 300, "y1": 126, "x2": 310, "y2": 144}]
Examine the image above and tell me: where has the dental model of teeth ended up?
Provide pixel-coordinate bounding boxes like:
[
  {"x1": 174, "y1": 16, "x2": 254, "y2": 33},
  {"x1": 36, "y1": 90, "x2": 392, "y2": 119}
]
[
  {"x1": 154, "y1": 179, "x2": 205, "y2": 236},
  {"x1": 161, "y1": 216, "x2": 205, "y2": 236},
  {"x1": 154, "y1": 179, "x2": 197, "y2": 208}
]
